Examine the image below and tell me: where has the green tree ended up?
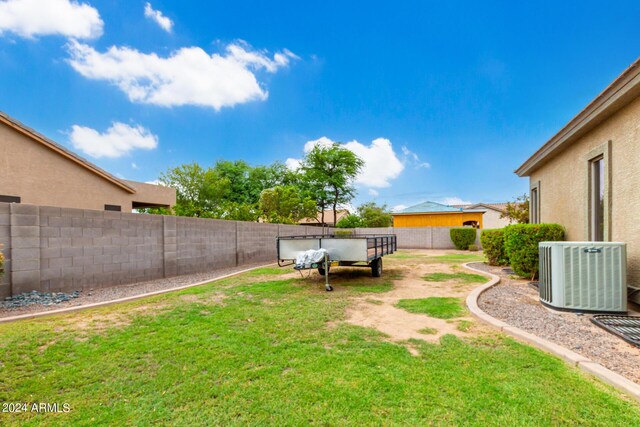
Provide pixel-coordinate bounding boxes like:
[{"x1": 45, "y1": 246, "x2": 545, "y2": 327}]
[
  {"x1": 357, "y1": 202, "x2": 393, "y2": 227},
  {"x1": 336, "y1": 214, "x2": 364, "y2": 228},
  {"x1": 212, "y1": 160, "x2": 253, "y2": 205},
  {"x1": 159, "y1": 163, "x2": 230, "y2": 218},
  {"x1": 259, "y1": 185, "x2": 316, "y2": 224},
  {"x1": 501, "y1": 194, "x2": 530, "y2": 224},
  {"x1": 301, "y1": 143, "x2": 364, "y2": 225}
]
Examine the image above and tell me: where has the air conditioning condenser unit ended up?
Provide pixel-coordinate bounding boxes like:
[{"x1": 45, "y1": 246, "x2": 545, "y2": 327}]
[{"x1": 538, "y1": 242, "x2": 627, "y2": 313}]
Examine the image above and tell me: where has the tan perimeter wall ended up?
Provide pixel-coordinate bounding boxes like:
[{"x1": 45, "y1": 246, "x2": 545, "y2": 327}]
[
  {"x1": 0, "y1": 203, "x2": 335, "y2": 298},
  {"x1": 529, "y1": 96, "x2": 640, "y2": 287},
  {"x1": 354, "y1": 226, "x2": 481, "y2": 249},
  {"x1": 0, "y1": 203, "x2": 479, "y2": 297}
]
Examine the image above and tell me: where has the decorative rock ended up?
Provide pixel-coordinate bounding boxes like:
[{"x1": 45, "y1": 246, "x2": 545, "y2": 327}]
[{"x1": 0, "y1": 290, "x2": 82, "y2": 309}]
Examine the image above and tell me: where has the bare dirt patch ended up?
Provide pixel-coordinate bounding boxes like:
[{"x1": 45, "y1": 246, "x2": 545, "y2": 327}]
[{"x1": 342, "y1": 249, "x2": 492, "y2": 346}]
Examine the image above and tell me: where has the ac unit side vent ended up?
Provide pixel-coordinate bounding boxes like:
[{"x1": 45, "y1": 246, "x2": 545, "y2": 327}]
[{"x1": 538, "y1": 242, "x2": 627, "y2": 313}]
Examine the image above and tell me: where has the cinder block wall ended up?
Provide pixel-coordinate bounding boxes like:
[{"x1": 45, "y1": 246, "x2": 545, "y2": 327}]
[
  {"x1": 0, "y1": 203, "x2": 340, "y2": 297},
  {"x1": 0, "y1": 202, "x2": 479, "y2": 298},
  {"x1": 354, "y1": 226, "x2": 481, "y2": 249}
]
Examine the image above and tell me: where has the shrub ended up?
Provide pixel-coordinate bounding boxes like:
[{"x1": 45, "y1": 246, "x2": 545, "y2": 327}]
[
  {"x1": 450, "y1": 228, "x2": 476, "y2": 250},
  {"x1": 503, "y1": 224, "x2": 564, "y2": 279},
  {"x1": 336, "y1": 214, "x2": 364, "y2": 228},
  {"x1": 468, "y1": 244, "x2": 478, "y2": 252},
  {"x1": 0, "y1": 245, "x2": 3, "y2": 276},
  {"x1": 334, "y1": 229, "x2": 355, "y2": 236},
  {"x1": 480, "y1": 229, "x2": 508, "y2": 266}
]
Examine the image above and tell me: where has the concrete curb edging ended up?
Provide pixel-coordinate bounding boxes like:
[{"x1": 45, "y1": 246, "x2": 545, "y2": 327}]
[
  {"x1": 463, "y1": 262, "x2": 640, "y2": 402},
  {"x1": 0, "y1": 263, "x2": 275, "y2": 324}
]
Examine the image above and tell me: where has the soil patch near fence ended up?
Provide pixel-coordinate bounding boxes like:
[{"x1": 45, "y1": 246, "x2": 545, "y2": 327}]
[{"x1": 0, "y1": 262, "x2": 272, "y2": 319}]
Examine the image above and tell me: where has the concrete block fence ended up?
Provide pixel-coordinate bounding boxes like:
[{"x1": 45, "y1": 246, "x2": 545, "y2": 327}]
[
  {"x1": 353, "y1": 226, "x2": 481, "y2": 250},
  {"x1": 0, "y1": 203, "x2": 336, "y2": 298},
  {"x1": 0, "y1": 202, "x2": 478, "y2": 298}
]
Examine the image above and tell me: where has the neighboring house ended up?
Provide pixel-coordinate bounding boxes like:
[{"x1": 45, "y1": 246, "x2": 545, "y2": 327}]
[
  {"x1": 452, "y1": 203, "x2": 512, "y2": 229},
  {"x1": 515, "y1": 57, "x2": 640, "y2": 294},
  {"x1": 299, "y1": 209, "x2": 350, "y2": 227},
  {"x1": 0, "y1": 112, "x2": 175, "y2": 212},
  {"x1": 392, "y1": 201, "x2": 485, "y2": 228}
]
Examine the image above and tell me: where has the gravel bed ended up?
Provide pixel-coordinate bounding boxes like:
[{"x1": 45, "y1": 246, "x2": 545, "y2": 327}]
[
  {"x1": 473, "y1": 262, "x2": 640, "y2": 384},
  {"x1": 0, "y1": 262, "x2": 271, "y2": 319}
]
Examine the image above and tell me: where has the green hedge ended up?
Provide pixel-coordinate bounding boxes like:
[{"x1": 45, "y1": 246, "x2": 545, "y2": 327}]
[
  {"x1": 480, "y1": 229, "x2": 508, "y2": 266},
  {"x1": 503, "y1": 224, "x2": 564, "y2": 279},
  {"x1": 450, "y1": 228, "x2": 477, "y2": 250}
]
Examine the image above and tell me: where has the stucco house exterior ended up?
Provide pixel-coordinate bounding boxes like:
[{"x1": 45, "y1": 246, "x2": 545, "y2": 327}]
[
  {"x1": 0, "y1": 112, "x2": 175, "y2": 212},
  {"x1": 392, "y1": 201, "x2": 485, "y2": 228},
  {"x1": 515, "y1": 57, "x2": 640, "y2": 297},
  {"x1": 298, "y1": 209, "x2": 350, "y2": 227},
  {"x1": 452, "y1": 203, "x2": 512, "y2": 229}
]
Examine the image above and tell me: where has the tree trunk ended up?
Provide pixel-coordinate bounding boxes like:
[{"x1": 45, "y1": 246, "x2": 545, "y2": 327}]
[{"x1": 332, "y1": 188, "x2": 339, "y2": 226}]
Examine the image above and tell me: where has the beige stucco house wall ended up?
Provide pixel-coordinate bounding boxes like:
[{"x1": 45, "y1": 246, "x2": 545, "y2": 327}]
[
  {"x1": 516, "y1": 58, "x2": 640, "y2": 292},
  {"x1": 454, "y1": 203, "x2": 512, "y2": 229},
  {"x1": 479, "y1": 207, "x2": 511, "y2": 229},
  {"x1": 0, "y1": 112, "x2": 175, "y2": 212}
]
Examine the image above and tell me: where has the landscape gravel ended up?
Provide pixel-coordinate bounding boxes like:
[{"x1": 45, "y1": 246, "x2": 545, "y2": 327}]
[
  {"x1": 0, "y1": 262, "x2": 271, "y2": 319},
  {"x1": 473, "y1": 262, "x2": 640, "y2": 384}
]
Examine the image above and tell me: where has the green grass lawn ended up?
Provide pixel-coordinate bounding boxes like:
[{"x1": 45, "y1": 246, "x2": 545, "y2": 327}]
[
  {"x1": 1, "y1": 268, "x2": 639, "y2": 425},
  {"x1": 429, "y1": 253, "x2": 485, "y2": 263},
  {"x1": 422, "y1": 272, "x2": 487, "y2": 284},
  {"x1": 396, "y1": 297, "x2": 466, "y2": 319}
]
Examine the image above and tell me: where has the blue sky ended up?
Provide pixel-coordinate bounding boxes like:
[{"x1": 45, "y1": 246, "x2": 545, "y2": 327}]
[{"x1": 1, "y1": 1, "x2": 640, "y2": 210}]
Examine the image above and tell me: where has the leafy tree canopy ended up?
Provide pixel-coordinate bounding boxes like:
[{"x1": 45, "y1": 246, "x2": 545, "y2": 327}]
[
  {"x1": 500, "y1": 194, "x2": 530, "y2": 224},
  {"x1": 301, "y1": 143, "x2": 364, "y2": 225}
]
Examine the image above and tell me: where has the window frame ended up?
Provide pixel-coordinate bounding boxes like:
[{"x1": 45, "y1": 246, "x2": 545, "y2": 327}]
[
  {"x1": 584, "y1": 141, "x2": 612, "y2": 241},
  {"x1": 530, "y1": 181, "x2": 540, "y2": 224}
]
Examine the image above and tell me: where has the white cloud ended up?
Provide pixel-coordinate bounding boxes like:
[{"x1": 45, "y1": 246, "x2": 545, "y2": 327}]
[
  {"x1": 131, "y1": 162, "x2": 138, "y2": 169},
  {"x1": 439, "y1": 197, "x2": 473, "y2": 206},
  {"x1": 401, "y1": 146, "x2": 430, "y2": 169},
  {"x1": 0, "y1": 0, "x2": 103, "y2": 39},
  {"x1": 302, "y1": 137, "x2": 404, "y2": 188},
  {"x1": 303, "y1": 136, "x2": 334, "y2": 153},
  {"x1": 144, "y1": 2, "x2": 173, "y2": 33},
  {"x1": 66, "y1": 40, "x2": 297, "y2": 110},
  {"x1": 145, "y1": 179, "x2": 161, "y2": 185},
  {"x1": 69, "y1": 122, "x2": 158, "y2": 158},
  {"x1": 391, "y1": 204, "x2": 407, "y2": 212},
  {"x1": 368, "y1": 189, "x2": 379, "y2": 197},
  {"x1": 285, "y1": 158, "x2": 301, "y2": 170}
]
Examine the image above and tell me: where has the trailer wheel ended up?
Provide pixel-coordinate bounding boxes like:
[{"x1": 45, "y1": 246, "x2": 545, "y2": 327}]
[
  {"x1": 318, "y1": 265, "x2": 329, "y2": 276},
  {"x1": 371, "y1": 258, "x2": 382, "y2": 277}
]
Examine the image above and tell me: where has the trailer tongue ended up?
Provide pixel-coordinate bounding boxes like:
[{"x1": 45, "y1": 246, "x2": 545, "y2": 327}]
[{"x1": 277, "y1": 234, "x2": 397, "y2": 291}]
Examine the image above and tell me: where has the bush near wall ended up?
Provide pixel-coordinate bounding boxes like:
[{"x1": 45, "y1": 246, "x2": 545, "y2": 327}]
[
  {"x1": 0, "y1": 249, "x2": 4, "y2": 276},
  {"x1": 503, "y1": 224, "x2": 564, "y2": 279},
  {"x1": 481, "y1": 229, "x2": 508, "y2": 266},
  {"x1": 450, "y1": 228, "x2": 477, "y2": 250}
]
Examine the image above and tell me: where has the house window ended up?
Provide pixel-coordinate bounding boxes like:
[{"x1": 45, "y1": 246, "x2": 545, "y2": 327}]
[
  {"x1": 590, "y1": 156, "x2": 605, "y2": 241},
  {"x1": 104, "y1": 204, "x2": 122, "y2": 212},
  {"x1": 0, "y1": 195, "x2": 20, "y2": 203},
  {"x1": 530, "y1": 183, "x2": 540, "y2": 224}
]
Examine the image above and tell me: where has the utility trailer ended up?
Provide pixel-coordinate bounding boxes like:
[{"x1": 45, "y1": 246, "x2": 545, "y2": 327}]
[{"x1": 277, "y1": 234, "x2": 397, "y2": 291}]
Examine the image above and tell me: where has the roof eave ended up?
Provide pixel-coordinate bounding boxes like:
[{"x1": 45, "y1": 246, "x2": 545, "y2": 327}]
[
  {"x1": 515, "y1": 57, "x2": 640, "y2": 177},
  {"x1": 0, "y1": 113, "x2": 136, "y2": 194}
]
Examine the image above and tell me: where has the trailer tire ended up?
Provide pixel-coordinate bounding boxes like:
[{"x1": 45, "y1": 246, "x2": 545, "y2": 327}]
[
  {"x1": 318, "y1": 265, "x2": 329, "y2": 276},
  {"x1": 371, "y1": 258, "x2": 382, "y2": 277}
]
